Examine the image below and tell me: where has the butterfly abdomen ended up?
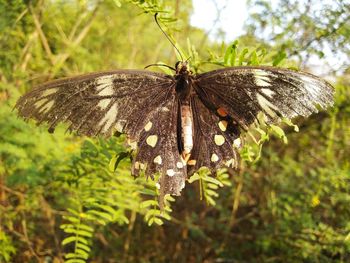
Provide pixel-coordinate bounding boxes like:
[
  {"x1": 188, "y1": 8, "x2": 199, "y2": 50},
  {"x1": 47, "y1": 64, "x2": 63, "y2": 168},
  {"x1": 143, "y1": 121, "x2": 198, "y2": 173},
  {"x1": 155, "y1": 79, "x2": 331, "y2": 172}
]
[{"x1": 180, "y1": 104, "x2": 193, "y2": 157}]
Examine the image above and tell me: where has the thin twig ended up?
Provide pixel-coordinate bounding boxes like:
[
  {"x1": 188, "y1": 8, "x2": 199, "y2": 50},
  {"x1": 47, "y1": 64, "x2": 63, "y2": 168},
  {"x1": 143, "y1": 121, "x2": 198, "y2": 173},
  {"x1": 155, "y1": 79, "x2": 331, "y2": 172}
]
[
  {"x1": 29, "y1": 3, "x2": 55, "y2": 65},
  {"x1": 52, "y1": 1, "x2": 101, "y2": 75}
]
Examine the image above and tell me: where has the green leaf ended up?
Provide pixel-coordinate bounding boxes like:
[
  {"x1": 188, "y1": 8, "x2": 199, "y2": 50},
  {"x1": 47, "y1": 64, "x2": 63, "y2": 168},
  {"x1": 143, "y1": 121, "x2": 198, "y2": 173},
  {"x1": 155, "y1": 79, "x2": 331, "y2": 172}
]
[
  {"x1": 160, "y1": 212, "x2": 171, "y2": 221},
  {"x1": 270, "y1": 124, "x2": 288, "y2": 144},
  {"x1": 76, "y1": 243, "x2": 91, "y2": 252},
  {"x1": 273, "y1": 50, "x2": 287, "y2": 66},
  {"x1": 145, "y1": 209, "x2": 161, "y2": 222},
  {"x1": 63, "y1": 216, "x2": 80, "y2": 224},
  {"x1": 153, "y1": 217, "x2": 164, "y2": 225},
  {"x1": 205, "y1": 195, "x2": 216, "y2": 206},
  {"x1": 205, "y1": 189, "x2": 219, "y2": 197},
  {"x1": 140, "y1": 199, "x2": 159, "y2": 208},
  {"x1": 283, "y1": 118, "x2": 299, "y2": 132},
  {"x1": 62, "y1": 236, "x2": 77, "y2": 246},
  {"x1": 188, "y1": 173, "x2": 200, "y2": 183},
  {"x1": 238, "y1": 48, "x2": 249, "y2": 65},
  {"x1": 230, "y1": 41, "x2": 238, "y2": 66},
  {"x1": 65, "y1": 259, "x2": 86, "y2": 263},
  {"x1": 249, "y1": 50, "x2": 259, "y2": 65},
  {"x1": 202, "y1": 176, "x2": 224, "y2": 187},
  {"x1": 87, "y1": 210, "x2": 113, "y2": 222},
  {"x1": 75, "y1": 249, "x2": 89, "y2": 259}
]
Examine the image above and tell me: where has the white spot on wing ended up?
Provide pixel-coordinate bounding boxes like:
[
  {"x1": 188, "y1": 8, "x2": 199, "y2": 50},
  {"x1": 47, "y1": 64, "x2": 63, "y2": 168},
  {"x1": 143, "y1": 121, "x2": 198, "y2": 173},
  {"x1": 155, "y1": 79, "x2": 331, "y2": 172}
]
[
  {"x1": 96, "y1": 75, "x2": 115, "y2": 95},
  {"x1": 176, "y1": 162, "x2": 184, "y2": 168},
  {"x1": 211, "y1": 153, "x2": 219, "y2": 162},
  {"x1": 261, "y1": 88, "x2": 275, "y2": 98},
  {"x1": 146, "y1": 135, "x2": 158, "y2": 147},
  {"x1": 218, "y1": 120, "x2": 228, "y2": 132},
  {"x1": 233, "y1": 138, "x2": 242, "y2": 148},
  {"x1": 214, "y1": 135, "x2": 225, "y2": 146},
  {"x1": 96, "y1": 75, "x2": 115, "y2": 109},
  {"x1": 299, "y1": 75, "x2": 321, "y2": 99},
  {"x1": 115, "y1": 120, "x2": 125, "y2": 133},
  {"x1": 153, "y1": 155, "x2": 162, "y2": 165},
  {"x1": 39, "y1": 100, "x2": 54, "y2": 113},
  {"x1": 144, "y1": 121, "x2": 153, "y2": 131},
  {"x1": 256, "y1": 93, "x2": 278, "y2": 117},
  {"x1": 42, "y1": 88, "x2": 58, "y2": 97},
  {"x1": 255, "y1": 78, "x2": 271, "y2": 87},
  {"x1": 98, "y1": 99, "x2": 112, "y2": 109},
  {"x1": 254, "y1": 69, "x2": 271, "y2": 87},
  {"x1": 99, "y1": 103, "x2": 118, "y2": 133},
  {"x1": 166, "y1": 169, "x2": 175, "y2": 177},
  {"x1": 35, "y1": 98, "x2": 48, "y2": 108}
]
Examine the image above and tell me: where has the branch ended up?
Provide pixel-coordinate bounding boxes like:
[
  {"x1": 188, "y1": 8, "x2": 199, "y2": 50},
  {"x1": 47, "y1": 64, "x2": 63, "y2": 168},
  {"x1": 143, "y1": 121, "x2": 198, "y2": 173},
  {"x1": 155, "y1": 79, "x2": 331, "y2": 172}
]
[
  {"x1": 28, "y1": 3, "x2": 55, "y2": 65},
  {"x1": 51, "y1": 1, "x2": 101, "y2": 75},
  {"x1": 290, "y1": 13, "x2": 350, "y2": 57}
]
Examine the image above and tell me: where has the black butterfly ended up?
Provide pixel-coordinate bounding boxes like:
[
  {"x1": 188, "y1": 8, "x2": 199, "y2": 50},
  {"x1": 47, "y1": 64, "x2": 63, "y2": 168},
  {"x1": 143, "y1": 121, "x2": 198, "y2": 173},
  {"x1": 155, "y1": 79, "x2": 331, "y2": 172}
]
[{"x1": 15, "y1": 62, "x2": 334, "y2": 198}]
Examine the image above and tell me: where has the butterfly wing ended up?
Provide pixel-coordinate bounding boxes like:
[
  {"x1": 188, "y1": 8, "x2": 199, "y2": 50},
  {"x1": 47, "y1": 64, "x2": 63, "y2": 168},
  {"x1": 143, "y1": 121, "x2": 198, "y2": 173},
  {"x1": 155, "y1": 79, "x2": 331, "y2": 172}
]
[
  {"x1": 194, "y1": 66, "x2": 334, "y2": 128},
  {"x1": 188, "y1": 94, "x2": 241, "y2": 175},
  {"x1": 16, "y1": 70, "x2": 186, "y2": 196},
  {"x1": 15, "y1": 70, "x2": 174, "y2": 139},
  {"x1": 132, "y1": 95, "x2": 187, "y2": 196}
]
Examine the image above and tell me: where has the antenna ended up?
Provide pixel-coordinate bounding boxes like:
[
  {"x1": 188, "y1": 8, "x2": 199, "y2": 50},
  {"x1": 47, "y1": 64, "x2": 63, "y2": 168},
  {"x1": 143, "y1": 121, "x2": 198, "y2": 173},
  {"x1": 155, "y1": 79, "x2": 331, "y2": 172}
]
[
  {"x1": 154, "y1": 13, "x2": 184, "y2": 62},
  {"x1": 144, "y1": 63, "x2": 176, "y2": 71}
]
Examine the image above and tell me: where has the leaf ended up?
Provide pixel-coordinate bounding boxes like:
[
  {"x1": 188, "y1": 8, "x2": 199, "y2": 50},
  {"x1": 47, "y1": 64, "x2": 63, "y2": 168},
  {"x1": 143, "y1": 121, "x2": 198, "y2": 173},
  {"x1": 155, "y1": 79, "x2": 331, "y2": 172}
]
[
  {"x1": 153, "y1": 218, "x2": 164, "y2": 225},
  {"x1": 65, "y1": 259, "x2": 86, "y2": 263},
  {"x1": 283, "y1": 118, "x2": 299, "y2": 132},
  {"x1": 202, "y1": 176, "x2": 224, "y2": 187},
  {"x1": 273, "y1": 49, "x2": 287, "y2": 66},
  {"x1": 75, "y1": 249, "x2": 89, "y2": 259},
  {"x1": 63, "y1": 216, "x2": 80, "y2": 224},
  {"x1": 270, "y1": 124, "x2": 288, "y2": 144},
  {"x1": 205, "y1": 189, "x2": 219, "y2": 197},
  {"x1": 205, "y1": 195, "x2": 216, "y2": 206},
  {"x1": 188, "y1": 173, "x2": 200, "y2": 183},
  {"x1": 62, "y1": 236, "x2": 77, "y2": 246},
  {"x1": 87, "y1": 210, "x2": 113, "y2": 222},
  {"x1": 145, "y1": 209, "x2": 161, "y2": 222},
  {"x1": 76, "y1": 243, "x2": 91, "y2": 252},
  {"x1": 238, "y1": 48, "x2": 249, "y2": 65},
  {"x1": 140, "y1": 200, "x2": 159, "y2": 208}
]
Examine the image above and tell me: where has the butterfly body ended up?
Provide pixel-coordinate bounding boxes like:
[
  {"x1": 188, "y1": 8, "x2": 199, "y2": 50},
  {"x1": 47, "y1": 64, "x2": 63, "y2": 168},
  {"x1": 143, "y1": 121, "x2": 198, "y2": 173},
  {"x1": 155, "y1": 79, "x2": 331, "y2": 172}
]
[{"x1": 15, "y1": 64, "x2": 334, "y2": 199}]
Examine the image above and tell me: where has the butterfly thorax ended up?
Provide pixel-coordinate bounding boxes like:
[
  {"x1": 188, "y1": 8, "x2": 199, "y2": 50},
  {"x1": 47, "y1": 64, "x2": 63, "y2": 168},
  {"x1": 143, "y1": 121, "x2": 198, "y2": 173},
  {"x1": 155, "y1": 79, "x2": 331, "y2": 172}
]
[{"x1": 175, "y1": 61, "x2": 193, "y2": 101}]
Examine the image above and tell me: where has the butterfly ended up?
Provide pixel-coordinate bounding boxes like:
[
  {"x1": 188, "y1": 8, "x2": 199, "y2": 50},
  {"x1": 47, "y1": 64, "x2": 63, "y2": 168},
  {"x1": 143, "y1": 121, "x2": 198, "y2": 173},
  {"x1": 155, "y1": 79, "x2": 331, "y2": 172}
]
[{"x1": 15, "y1": 61, "x2": 334, "y2": 199}]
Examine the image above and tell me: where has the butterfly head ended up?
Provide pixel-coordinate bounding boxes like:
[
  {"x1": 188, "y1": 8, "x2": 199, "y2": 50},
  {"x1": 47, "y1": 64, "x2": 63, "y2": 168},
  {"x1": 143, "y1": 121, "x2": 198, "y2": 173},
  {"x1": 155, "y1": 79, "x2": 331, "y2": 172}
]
[{"x1": 175, "y1": 61, "x2": 190, "y2": 74}]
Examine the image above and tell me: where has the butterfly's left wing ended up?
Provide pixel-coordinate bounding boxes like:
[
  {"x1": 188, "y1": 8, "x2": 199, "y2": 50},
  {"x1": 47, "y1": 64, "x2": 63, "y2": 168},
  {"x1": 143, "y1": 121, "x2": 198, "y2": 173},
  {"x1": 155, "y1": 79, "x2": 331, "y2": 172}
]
[
  {"x1": 15, "y1": 70, "x2": 174, "y2": 139},
  {"x1": 15, "y1": 70, "x2": 186, "y2": 197},
  {"x1": 132, "y1": 94, "x2": 187, "y2": 197},
  {"x1": 194, "y1": 66, "x2": 334, "y2": 129}
]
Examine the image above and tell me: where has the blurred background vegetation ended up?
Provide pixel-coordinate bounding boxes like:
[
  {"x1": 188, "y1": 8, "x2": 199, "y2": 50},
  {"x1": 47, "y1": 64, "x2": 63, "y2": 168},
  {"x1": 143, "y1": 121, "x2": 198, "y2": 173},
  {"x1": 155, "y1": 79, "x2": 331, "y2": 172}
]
[{"x1": 1, "y1": 0, "x2": 350, "y2": 262}]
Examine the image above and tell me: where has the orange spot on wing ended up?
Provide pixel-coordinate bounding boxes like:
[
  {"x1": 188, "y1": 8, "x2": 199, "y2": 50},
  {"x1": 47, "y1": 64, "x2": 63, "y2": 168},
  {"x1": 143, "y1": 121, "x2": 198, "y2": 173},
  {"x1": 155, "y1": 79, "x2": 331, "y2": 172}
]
[
  {"x1": 187, "y1": 159, "x2": 197, "y2": 166},
  {"x1": 217, "y1": 107, "x2": 228, "y2": 117}
]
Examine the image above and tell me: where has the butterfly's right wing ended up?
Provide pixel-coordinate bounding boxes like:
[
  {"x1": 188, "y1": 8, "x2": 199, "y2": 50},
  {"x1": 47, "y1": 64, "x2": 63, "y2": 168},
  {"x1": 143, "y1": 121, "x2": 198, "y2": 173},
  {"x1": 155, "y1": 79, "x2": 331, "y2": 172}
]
[
  {"x1": 15, "y1": 70, "x2": 174, "y2": 140},
  {"x1": 188, "y1": 94, "x2": 241, "y2": 175},
  {"x1": 194, "y1": 66, "x2": 334, "y2": 128}
]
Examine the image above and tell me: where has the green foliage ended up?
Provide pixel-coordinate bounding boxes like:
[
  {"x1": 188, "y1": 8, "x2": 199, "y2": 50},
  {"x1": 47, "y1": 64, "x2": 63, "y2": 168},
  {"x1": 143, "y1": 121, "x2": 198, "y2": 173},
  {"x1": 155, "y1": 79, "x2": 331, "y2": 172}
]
[
  {"x1": 56, "y1": 137, "x2": 174, "y2": 261},
  {"x1": 0, "y1": 231, "x2": 16, "y2": 263}
]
